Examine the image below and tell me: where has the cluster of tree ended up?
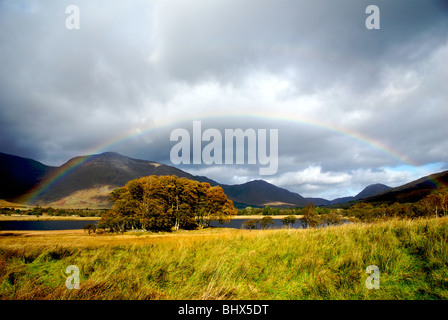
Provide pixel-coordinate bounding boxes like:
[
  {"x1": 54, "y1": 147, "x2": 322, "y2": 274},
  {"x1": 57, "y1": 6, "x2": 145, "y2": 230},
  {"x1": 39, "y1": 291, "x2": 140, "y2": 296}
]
[
  {"x1": 242, "y1": 216, "x2": 275, "y2": 230},
  {"x1": 237, "y1": 205, "x2": 331, "y2": 216},
  {"x1": 0, "y1": 207, "x2": 104, "y2": 217},
  {"x1": 241, "y1": 204, "x2": 344, "y2": 230},
  {"x1": 240, "y1": 187, "x2": 448, "y2": 228},
  {"x1": 300, "y1": 203, "x2": 344, "y2": 228},
  {"x1": 83, "y1": 224, "x2": 97, "y2": 235},
  {"x1": 98, "y1": 175, "x2": 237, "y2": 233},
  {"x1": 345, "y1": 187, "x2": 448, "y2": 222},
  {"x1": 0, "y1": 207, "x2": 24, "y2": 215},
  {"x1": 237, "y1": 206, "x2": 294, "y2": 216}
]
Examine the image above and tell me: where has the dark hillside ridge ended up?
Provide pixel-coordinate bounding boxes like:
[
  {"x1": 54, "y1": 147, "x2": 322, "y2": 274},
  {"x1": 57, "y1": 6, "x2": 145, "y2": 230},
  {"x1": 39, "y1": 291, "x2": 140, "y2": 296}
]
[
  {"x1": 1, "y1": 152, "x2": 311, "y2": 208},
  {"x1": 1, "y1": 151, "x2": 445, "y2": 209},
  {"x1": 29, "y1": 152, "x2": 193, "y2": 204},
  {"x1": 363, "y1": 170, "x2": 448, "y2": 204},
  {"x1": 221, "y1": 180, "x2": 308, "y2": 208},
  {"x1": 311, "y1": 183, "x2": 392, "y2": 206},
  {"x1": 0, "y1": 152, "x2": 55, "y2": 200}
]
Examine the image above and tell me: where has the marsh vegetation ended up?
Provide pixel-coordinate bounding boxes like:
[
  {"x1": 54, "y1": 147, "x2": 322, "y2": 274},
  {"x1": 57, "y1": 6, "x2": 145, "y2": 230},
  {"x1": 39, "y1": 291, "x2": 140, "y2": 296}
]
[{"x1": 1, "y1": 217, "x2": 447, "y2": 300}]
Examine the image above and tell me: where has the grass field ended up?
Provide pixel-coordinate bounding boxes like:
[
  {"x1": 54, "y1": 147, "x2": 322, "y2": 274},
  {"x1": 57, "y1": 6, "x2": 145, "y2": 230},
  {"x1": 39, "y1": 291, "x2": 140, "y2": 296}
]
[{"x1": 0, "y1": 217, "x2": 447, "y2": 300}]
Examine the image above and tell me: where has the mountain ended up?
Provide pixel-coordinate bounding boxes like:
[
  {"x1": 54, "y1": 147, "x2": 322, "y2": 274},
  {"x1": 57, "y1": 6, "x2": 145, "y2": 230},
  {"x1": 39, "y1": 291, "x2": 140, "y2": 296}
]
[
  {"x1": 221, "y1": 180, "x2": 308, "y2": 208},
  {"x1": 304, "y1": 197, "x2": 331, "y2": 206},
  {"x1": 354, "y1": 183, "x2": 391, "y2": 200},
  {"x1": 17, "y1": 152, "x2": 194, "y2": 208},
  {"x1": 0, "y1": 152, "x2": 56, "y2": 200},
  {"x1": 304, "y1": 184, "x2": 392, "y2": 206},
  {"x1": 1, "y1": 151, "x2": 309, "y2": 209},
  {"x1": 2, "y1": 151, "x2": 444, "y2": 210},
  {"x1": 363, "y1": 170, "x2": 448, "y2": 205},
  {"x1": 193, "y1": 177, "x2": 308, "y2": 208},
  {"x1": 328, "y1": 183, "x2": 392, "y2": 205}
]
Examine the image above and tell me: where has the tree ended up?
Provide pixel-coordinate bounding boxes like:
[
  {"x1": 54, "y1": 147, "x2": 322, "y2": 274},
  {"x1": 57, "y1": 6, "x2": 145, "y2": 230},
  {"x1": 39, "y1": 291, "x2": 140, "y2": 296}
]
[
  {"x1": 83, "y1": 224, "x2": 96, "y2": 235},
  {"x1": 260, "y1": 216, "x2": 275, "y2": 229},
  {"x1": 281, "y1": 215, "x2": 297, "y2": 228},
  {"x1": 321, "y1": 211, "x2": 343, "y2": 226},
  {"x1": 421, "y1": 187, "x2": 448, "y2": 218},
  {"x1": 262, "y1": 206, "x2": 273, "y2": 216},
  {"x1": 205, "y1": 185, "x2": 235, "y2": 223},
  {"x1": 346, "y1": 202, "x2": 375, "y2": 221},
  {"x1": 139, "y1": 197, "x2": 173, "y2": 232},
  {"x1": 242, "y1": 219, "x2": 259, "y2": 230},
  {"x1": 99, "y1": 175, "x2": 236, "y2": 232},
  {"x1": 176, "y1": 203, "x2": 196, "y2": 230},
  {"x1": 300, "y1": 203, "x2": 321, "y2": 228}
]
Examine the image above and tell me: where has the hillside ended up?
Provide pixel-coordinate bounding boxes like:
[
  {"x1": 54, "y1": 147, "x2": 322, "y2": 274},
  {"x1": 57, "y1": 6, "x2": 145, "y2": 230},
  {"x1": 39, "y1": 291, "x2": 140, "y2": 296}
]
[
  {"x1": 221, "y1": 180, "x2": 308, "y2": 208},
  {"x1": 363, "y1": 170, "x2": 448, "y2": 204},
  {"x1": 193, "y1": 177, "x2": 308, "y2": 208},
  {"x1": 20, "y1": 152, "x2": 193, "y2": 208},
  {"x1": 305, "y1": 183, "x2": 392, "y2": 206},
  {"x1": 0, "y1": 152, "x2": 55, "y2": 200},
  {"x1": 329, "y1": 183, "x2": 392, "y2": 205},
  {"x1": 2, "y1": 151, "x2": 444, "y2": 210},
  {"x1": 354, "y1": 183, "x2": 391, "y2": 200},
  {"x1": 1, "y1": 152, "x2": 311, "y2": 209}
]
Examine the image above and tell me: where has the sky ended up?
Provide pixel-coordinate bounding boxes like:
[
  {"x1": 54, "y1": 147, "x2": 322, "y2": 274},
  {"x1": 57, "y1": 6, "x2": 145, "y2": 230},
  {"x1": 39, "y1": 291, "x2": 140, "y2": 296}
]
[{"x1": 1, "y1": 0, "x2": 447, "y2": 200}]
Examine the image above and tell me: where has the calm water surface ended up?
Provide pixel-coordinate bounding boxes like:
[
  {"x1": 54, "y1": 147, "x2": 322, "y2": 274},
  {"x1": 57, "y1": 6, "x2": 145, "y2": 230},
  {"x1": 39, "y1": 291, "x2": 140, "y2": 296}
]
[
  {"x1": 0, "y1": 220, "x2": 98, "y2": 231},
  {"x1": 209, "y1": 218, "x2": 306, "y2": 229},
  {"x1": 0, "y1": 218, "x2": 306, "y2": 231}
]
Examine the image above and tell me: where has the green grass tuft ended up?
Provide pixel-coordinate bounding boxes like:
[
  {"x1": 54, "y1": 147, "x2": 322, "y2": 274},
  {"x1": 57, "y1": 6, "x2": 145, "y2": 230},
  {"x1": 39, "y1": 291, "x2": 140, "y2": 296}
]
[{"x1": 1, "y1": 217, "x2": 447, "y2": 299}]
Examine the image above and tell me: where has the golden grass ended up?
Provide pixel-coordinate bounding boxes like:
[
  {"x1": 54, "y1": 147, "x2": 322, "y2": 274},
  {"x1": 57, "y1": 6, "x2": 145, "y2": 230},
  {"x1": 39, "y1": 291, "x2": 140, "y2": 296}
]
[
  {"x1": 1, "y1": 217, "x2": 447, "y2": 300},
  {"x1": 0, "y1": 227, "x2": 250, "y2": 249}
]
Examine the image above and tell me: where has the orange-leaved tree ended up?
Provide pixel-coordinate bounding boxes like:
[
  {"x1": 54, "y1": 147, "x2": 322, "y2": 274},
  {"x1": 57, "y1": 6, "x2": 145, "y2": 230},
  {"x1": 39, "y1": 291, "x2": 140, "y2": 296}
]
[{"x1": 99, "y1": 175, "x2": 236, "y2": 232}]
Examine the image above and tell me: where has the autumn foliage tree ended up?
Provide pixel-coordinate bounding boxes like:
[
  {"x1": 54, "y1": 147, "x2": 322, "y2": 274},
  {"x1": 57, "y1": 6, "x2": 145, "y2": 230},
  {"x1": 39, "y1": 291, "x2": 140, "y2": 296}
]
[
  {"x1": 345, "y1": 186, "x2": 448, "y2": 221},
  {"x1": 300, "y1": 202, "x2": 321, "y2": 228},
  {"x1": 98, "y1": 175, "x2": 236, "y2": 232}
]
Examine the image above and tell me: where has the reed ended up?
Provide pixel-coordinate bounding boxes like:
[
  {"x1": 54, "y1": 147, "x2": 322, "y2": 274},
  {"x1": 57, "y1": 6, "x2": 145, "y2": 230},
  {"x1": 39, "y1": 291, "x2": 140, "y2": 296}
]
[{"x1": 1, "y1": 217, "x2": 447, "y2": 299}]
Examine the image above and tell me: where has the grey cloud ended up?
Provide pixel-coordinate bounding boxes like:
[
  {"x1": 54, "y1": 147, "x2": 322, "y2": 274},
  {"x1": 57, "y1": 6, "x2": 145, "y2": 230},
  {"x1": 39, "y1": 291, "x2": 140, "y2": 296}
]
[
  {"x1": 152, "y1": 0, "x2": 448, "y2": 91},
  {"x1": 0, "y1": 0, "x2": 447, "y2": 198}
]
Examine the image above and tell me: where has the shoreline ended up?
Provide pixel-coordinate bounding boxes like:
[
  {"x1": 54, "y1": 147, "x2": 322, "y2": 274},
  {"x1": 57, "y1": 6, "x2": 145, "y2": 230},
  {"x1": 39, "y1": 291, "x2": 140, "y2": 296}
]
[
  {"x1": 0, "y1": 214, "x2": 304, "y2": 221},
  {"x1": 0, "y1": 215, "x2": 101, "y2": 221},
  {"x1": 233, "y1": 215, "x2": 303, "y2": 219}
]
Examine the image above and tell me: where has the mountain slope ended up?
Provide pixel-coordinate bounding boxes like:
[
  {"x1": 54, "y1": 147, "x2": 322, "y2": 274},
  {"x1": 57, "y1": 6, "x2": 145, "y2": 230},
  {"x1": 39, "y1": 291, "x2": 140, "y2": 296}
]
[
  {"x1": 4, "y1": 151, "x2": 444, "y2": 210},
  {"x1": 328, "y1": 183, "x2": 391, "y2": 205},
  {"x1": 194, "y1": 176, "x2": 308, "y2": 208},
  {"x1": 221, "y1": 180, "x2": 308, "y2": 208},
  {"x1": 22, "y1": 152, "x2": 194, "y2": 208},
  {"x1": 12, "y1": 152, "x2": 308, "y2": 208},
  {"x1": 354, "y1": 183, "x2": 391, "y2": 200},
  {"x1": 363, "y1": 170, "x2": 448, "y2": 204},
  {"x1": 0, "y1": 152, "x2": 55, "y2": 200}
]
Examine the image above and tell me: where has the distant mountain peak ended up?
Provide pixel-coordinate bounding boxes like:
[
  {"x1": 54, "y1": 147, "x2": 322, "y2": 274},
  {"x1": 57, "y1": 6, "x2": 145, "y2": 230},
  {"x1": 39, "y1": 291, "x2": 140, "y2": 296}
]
[
  {"x1": 354, "y1": 183, "x2": 391, "y2": 200},
  {"x1": 328, "y1": 183, "x2": 392, "y2": 205},
  {"x1": 363, "y1": 170, "x2": 448, "y2": 204},
  {"x1": 246, "y1": 179, "x2": 270, "y2": 185},
  {"x1": 97, "y1": 151, "x2": 122, "y2": 157},
  {"x1": 2, "y1": 151, "x2": 447, "y2": 210}
]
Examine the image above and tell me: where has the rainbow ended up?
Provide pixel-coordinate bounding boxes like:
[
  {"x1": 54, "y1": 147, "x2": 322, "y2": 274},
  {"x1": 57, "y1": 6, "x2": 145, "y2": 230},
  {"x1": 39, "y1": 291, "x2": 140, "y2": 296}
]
[{"x1": 23, "y1": 110, "x2": 432, "y2": 205}]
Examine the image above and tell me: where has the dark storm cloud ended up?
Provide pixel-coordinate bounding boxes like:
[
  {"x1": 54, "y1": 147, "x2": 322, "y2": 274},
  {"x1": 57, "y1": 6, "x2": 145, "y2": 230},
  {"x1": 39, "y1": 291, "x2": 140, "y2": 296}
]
[
  {"x1": 0, "y1": 0, "x2": 447, "y2": 198},
  {"x1": 152, "y1": 0, "x2": 447, "y2": 91}
]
